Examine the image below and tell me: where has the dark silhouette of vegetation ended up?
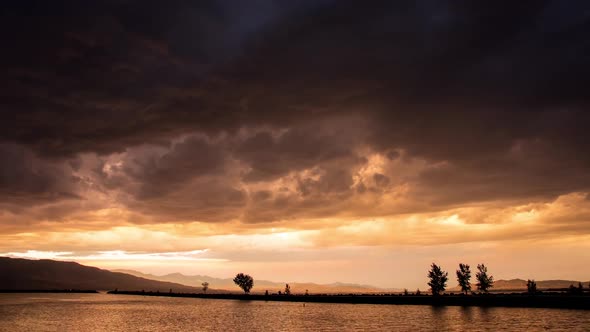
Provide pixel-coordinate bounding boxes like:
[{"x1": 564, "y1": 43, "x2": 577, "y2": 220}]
[
  {"x1": 109, "y1": 289, "x2": 590, "y2": 310},
  {"x1": 427, "y1": 263, "x2": 448, "y2": 296},
  {"x1": 233, "y1": 273, "x2": 254, "y2": 294},
  {"x1": 106, "y1": 262, "x2": 589, "y2": 310},
  {"x1": 201, "y1": 281, "x2": 209, "y2": 293},
  {"x1": 476, "y1": 264, "x2": 494, "y2": 293},
  {"x1": 526, "y1": 279, "x2": 537, "y2": 294},
  {"x1": 456, "y1": 263, "x2": 471, "y2": 295},
  {"x1": 568, "y1": 282, "x2": 584, "y2": 294}
]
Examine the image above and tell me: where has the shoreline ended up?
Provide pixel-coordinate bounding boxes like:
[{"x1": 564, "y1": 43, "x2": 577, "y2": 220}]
[{"x1": 107, "y1": 291, "x2": 590, "y2": 310}]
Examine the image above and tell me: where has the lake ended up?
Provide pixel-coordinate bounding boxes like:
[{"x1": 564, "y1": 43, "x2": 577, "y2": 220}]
[{"x1": 0, "y1": 293, "x2": 588, "y2": 331}]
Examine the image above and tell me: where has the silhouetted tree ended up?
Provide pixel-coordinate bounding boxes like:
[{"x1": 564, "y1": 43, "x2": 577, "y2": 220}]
[
  {"x1": 233, "y1": 273, "x2": 254, "y2": 294},
  {"x1": 456, "y1": 263, "x2": 471, "y2": 295},
  {"x1": 571, "y1": 282, "x2": 584, "y2": 294},
  {"x1": 475, "y1": 264, "x2": 494, "y2": 293},
  {"x1": 526, "y1": 279, "x2": 537, "y2": 294},
  {"x1": 427, "y1": 263, "x2": 448, "y2": 296},
  {"x1": 305, "y1": 289, "x2": 309, "y2": 296},
  {"x1": 403, "y1": 288, "x2": 409, "y2": 296},
  {"x1": 202, "y1": 281, "x2": 209, "y2": 293},
  {"x1": 416, "y1": 288, "x2": 421, "y2": 295},
  {"x1": 568, "y1": 284, "x2": 582, "y2": 294},
  {"x1": 284, "y1": 283, "x2": 291, "y2": 295}
]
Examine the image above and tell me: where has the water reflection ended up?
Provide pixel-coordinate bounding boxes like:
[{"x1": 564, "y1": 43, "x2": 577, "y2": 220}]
[
  {"x1": 459, "y1": 305, "x2": 474, "y2": 323},
  {"x1": 0, "y1": 293, "x2": 588, "y2": 332},
  {"x1": 430, "y1": 306, "x2": 451, "y2": 331}
]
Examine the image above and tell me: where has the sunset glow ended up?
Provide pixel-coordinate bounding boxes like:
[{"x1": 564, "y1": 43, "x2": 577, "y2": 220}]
[{"x1": 1, "y1": 0, "x2": 590, "y2": 292}]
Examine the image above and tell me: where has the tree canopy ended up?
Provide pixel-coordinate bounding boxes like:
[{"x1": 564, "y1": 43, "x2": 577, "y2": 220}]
[
  {"x1": 475, "y1": 264, "x2": 494, "y2": 293},
  {"x1": 456, "y1": 263, "x2": 471, "y2": 295},
  {"x1": 233, "y1": 273, "x2": 254, "y2": 294},
  {"x1": 427, "y1": 263, "x2": 448, "y2": 296}
]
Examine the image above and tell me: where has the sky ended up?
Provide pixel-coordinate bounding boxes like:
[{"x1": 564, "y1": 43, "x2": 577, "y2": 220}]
[{"x1": 1, "y1": 0, "x2": 590, "y2": 289}]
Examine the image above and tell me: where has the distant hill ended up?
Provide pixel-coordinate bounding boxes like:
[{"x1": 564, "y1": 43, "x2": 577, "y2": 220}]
[
  {"x1": 0, "y1": 257, "x2": 200, "y2": 292},
  {"x1": 113, "y1": 269, "x2": 397, "y2": 294},
  {"x1": 493, "y1": 279, "x2": 590, "y2": 290},
  {"x1": 449, "y1": 278, "x2": 590, "y2": 292}
]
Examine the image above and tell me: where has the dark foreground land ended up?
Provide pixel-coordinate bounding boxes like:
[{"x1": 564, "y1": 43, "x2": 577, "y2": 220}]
[{"x1": 108, "y1": 290, "x2": 590, "y2": 310}]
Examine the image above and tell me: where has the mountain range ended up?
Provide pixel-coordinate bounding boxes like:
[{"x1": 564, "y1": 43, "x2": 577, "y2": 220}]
[
  {"x1": 2, "y1": 257, "x2": 588, "y2": 294},
  {"x1": 0, "y1": 257, "x2": 199, "y2": 292},
  {"x1": 113, "y1": 269, "x2": 395, "y2": 294},
  {"x1": 463, "y1": 278, "x2": 590, "y2": 291}
]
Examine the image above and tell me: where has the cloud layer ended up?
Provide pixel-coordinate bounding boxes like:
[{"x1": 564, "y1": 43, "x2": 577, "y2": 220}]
[{"x1": 1, "y1": 0, "x2": 590, "y2": 286}]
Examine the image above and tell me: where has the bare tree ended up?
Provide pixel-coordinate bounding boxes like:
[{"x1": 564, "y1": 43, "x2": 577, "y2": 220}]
[
  {"x1": 233, "y1": 273, "x2": 254, "y2": 294},
  {"x1": 526, "y1": 279, "x2": 536, "y2": 294},
  {"x1": 456, "y1": 263, "x2": 471, "y2": 295},
  {"x1": 202, "y1": 281, "x2": 209, "y2": 293},
  {"x1": 475, "y1": 264, "x2": 494, "y2": 293},
  {"x1": 427, "y1": 263, "x2": 448, "y2": 296},
  {"x1": 284, "y1": 283, "x2": 291, "y2": 295}
]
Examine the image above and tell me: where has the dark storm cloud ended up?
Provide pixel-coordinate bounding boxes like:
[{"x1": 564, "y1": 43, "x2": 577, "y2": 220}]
[
  {"x1": 1, "y1": 0, "x2": 590, "y2": 223},
  {"x1": 125, "y1": 177, "x2": 248, "y2": 222},
  {"x1": 234, "y1": 116, "x2": 367, "y2": 182},
  {"x1": 122, "y1": 135, "x2": 227, "y2": 199},
  {"x1": 0, "y1": 144, "x2": 80, "y2": 206},
  {"x1": 0, "y1": 0, "x2": 328, "y2": 157}
]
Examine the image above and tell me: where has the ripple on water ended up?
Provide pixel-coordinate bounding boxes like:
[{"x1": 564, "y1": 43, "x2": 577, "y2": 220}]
[{"x1": 0, "y1": 293, "x2": 588, "y2": 332}]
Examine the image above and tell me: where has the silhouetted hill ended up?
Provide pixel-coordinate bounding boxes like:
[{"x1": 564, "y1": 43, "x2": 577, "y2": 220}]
[
  {"x1": 449, "y1": 278, "x2": 590, "y2": 292},
  {"x1": 0, "y1": 257, "x2": 199, "y2": 292},
  {"x1": 113, "y1": 269, "x2": 397, "y2": 294}
]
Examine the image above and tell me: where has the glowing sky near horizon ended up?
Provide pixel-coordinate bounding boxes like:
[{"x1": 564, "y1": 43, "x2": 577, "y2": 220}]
[{"x1": 1, "y1": 0, "x2": 590, "y2": 289}]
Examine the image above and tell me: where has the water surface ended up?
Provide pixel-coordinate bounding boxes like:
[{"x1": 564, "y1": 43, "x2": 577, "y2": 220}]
[{"x1": 0, "y1": 293, "x2": 588, "y2": 331}]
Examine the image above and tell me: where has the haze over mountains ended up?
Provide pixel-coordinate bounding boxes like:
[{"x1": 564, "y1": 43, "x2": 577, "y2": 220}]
[
  {"x1": 114, "y1": 269, "x2": 395, "y2": 294},
  {"x1": 467, "y1": 279, "x2": 590, "y2": 291},
  {"x1": 121, "y1": 270, "x2": 590, "y2": 293},
  {"x1": 2, "y1": 257, "x2": 588, "y2": 294}
]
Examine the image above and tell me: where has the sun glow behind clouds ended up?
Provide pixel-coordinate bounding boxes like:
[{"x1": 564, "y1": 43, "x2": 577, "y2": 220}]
[{"x1": 2, "y1": 192, "x2": 590, "y2": 286}]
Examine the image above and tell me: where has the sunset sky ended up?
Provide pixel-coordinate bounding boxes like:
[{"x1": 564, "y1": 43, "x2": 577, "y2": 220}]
[{"x1": 1, "y1": 1, "x2": 590, "y2": 289}]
